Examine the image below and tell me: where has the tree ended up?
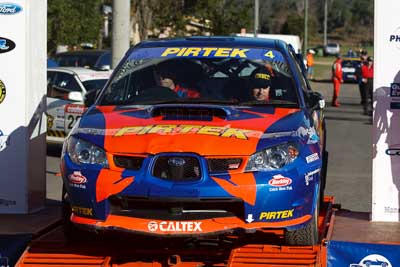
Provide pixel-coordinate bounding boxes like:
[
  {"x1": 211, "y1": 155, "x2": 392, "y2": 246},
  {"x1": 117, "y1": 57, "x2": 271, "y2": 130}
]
[{"x1": 48, "y1": 0, "x2": 103, "y2": 55}]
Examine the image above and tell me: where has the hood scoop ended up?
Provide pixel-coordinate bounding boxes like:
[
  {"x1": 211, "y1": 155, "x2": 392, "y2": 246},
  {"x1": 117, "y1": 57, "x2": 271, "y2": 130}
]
[{"x1": 150, "y1": 106, "x2": 228, "y2": 121}]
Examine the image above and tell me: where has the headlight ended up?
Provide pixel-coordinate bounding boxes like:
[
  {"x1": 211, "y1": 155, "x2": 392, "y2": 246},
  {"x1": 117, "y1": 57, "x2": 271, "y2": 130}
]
[
  {"x1": 66, "y1": 136, "x2": 109, "y2": 167},
  {"x1": 245, "y1": 143, "x2": 299, "y2": 171}
]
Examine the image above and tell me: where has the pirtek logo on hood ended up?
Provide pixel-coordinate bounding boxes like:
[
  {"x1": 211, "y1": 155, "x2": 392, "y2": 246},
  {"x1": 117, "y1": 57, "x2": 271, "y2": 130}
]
[{"x1": 114, "y1": 125, "x2": 259, "y2": 140}]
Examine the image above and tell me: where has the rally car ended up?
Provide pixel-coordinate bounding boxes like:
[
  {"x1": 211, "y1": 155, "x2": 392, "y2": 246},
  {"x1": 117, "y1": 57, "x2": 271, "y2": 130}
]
[
  {"x1": 60, "y1": 36, "x2": 328, "y2": 246},
  {"x1": 47, "y1": 67, "x2": 112, "y2": 144}
]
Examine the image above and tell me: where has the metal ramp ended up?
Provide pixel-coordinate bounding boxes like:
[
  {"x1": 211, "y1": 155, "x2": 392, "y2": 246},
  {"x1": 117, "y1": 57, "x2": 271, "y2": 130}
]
[{"x1": 16, "y1": 197, "x2": 334, "y2": 267}]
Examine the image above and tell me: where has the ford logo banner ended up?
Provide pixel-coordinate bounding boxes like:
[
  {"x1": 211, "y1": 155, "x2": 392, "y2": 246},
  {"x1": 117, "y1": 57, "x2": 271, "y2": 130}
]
[
  {"x1": 0, "y1": 3, "x2": 23, "y2": 15},
  {"x1": 168, "y1": 157, "x2": 186, "y2": 167}
]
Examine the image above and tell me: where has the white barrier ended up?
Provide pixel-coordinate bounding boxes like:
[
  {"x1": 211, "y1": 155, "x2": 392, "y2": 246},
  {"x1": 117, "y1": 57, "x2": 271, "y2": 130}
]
[
  {"x1": 0, "y1": 0, "x2": 46, "y2": 213},
  {"x1": 372, "y1": 0, "x2": 400, "y2": 221}
]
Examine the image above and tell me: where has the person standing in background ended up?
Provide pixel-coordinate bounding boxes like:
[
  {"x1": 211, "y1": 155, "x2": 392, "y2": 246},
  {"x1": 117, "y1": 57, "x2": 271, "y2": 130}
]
[
  {"x1": 306, "y1": 49, "x2": 315, "y2": 80},
  {"x1": 357, "y1": 50, "x2": 368, "y2": 105},
  {"x1": 331, "y1": 55, "x2": 343, "y2": 107},
  {"x1": 361, "y1": 56, "x2": 374, "y2": 115}
]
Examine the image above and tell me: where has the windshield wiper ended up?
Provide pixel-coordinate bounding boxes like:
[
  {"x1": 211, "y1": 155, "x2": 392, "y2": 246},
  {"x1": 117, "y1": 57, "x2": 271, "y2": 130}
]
[{"x1": 239, "y1": 99, "x2": 298, "y2": 106}]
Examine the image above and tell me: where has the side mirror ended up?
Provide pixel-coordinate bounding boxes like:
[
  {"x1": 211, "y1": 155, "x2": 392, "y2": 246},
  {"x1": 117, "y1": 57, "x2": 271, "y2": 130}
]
[
  {"x1": 68, "y1": 91, "x2": 84, "y2": 102},
  {"x1": 99, "y1": 65, "x2": 111, "y2": 71},
  {"x1": 308, "y1": 91, "x2": 325, "y2": 110},
  {"x1": 84, "y1": 89, "x2": 98, "y2": 107}
]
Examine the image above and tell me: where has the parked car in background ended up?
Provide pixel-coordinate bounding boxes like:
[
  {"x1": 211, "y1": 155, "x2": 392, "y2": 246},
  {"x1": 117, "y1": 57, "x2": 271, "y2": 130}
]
[
  {"x1": 323, "y1": 43, "x2": 340, "y2": 56},
  {"x1": 47, "y1": 67, "x2": 112, "y2": 144},
  {"x1": 341, "y1": 57, "x2": 362, "y2": 83},
  {"x1": 52, "y1": 50, "x2": 111, "y2": 71}
]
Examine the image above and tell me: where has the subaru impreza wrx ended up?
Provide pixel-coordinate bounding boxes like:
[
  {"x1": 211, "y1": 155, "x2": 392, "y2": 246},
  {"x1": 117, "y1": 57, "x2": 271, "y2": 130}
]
[{"x1": 61, "y1": 37, "x2": 328, "y2": 246}]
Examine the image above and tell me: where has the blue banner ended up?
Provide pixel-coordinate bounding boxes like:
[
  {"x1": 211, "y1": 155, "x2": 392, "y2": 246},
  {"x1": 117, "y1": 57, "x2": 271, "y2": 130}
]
[
  {"x1": 0, "y1": 234, "x2": 31, "y2": 267},
  {"x1": 327, "y1": 240, "x2": 400, "y2": 267}
]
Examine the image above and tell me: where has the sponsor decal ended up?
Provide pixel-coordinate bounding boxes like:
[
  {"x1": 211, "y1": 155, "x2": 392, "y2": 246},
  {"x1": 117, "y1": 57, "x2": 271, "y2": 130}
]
[
  {"x1": 259, "y1": 209, "x2": 294, "y2": 220},
  {"x1": 0, "y1": 79, "x2": 5, "y2": 104},
  {"x1": 46, "y1": 113, "x2": 54, "y2": 129},
  {"x1": 268, "y1": 174, "x2": 293, "y2": 192},
  {"x1": 390, "y1": 83, "x2": 400, "y2": 97},
  {"x1": 305, "y1": 168, "x2": 320, "y2": 186},
  {"x1": 56, "y1": 108, "x2": 64, "y2": 118},
  {"x1": 0, "y1": 37, "x2": 16, "y2": 54},
  {"x1": 161, "y1": 47, "x2": 250, "y2": 58},
  {"x1": 65, "y1": 104, "x2": 86, "y2": 114},
  {"x1": 385, "y1": 145, "x2": 400, "y2": 156},
  {"x1": 245, "y1": 214, "x2": 254, "y2": 223},
  {"x1": 0, "y1": 198, "x2": 16, "y2": 206},
  {"x1": 268, "y1": 174, "x2": 292, "y2": 187},
  {"x1": 115, "y1": 125, "x2": 260, "y2": 140},
  {"x1": 350, "y1": 254, "x2": 392, "y2": 267},
  {"x1": 147, "y1": 221, "x2": 203, "y2": 232},
  {"x1": 390, "y1": 102, "x2": 400, "y2": 110},
  {"x1": 71, "y1": 206, "x2": 93, "y2": 216},
  {"x1": 0, "y1": 255, "x2": 9, "y2": 267},
  {"x1": 296, "y1": 126, "x2": 319, "y2": 144},
  {"x1": 389, "y1": 26, "x2": 400, "y2": 50},
  {"x1": 68, "y1": 171, "x2": 87, "y2": 189},
  {"x1": 384, "y1": 206, "x2": 400, "y2": 214},
  {"x1": 306, "y1": 153, "x2": 319, "y2": 163},
  {"x1": 0, "y1": 130, "x2": 10, "y2": 151},
  {"x1": 0, "y1": 3, "x2": 22, "y2": 15}
]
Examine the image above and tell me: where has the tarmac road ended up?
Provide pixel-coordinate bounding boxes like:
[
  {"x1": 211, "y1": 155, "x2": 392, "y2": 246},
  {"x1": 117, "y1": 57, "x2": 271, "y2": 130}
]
[{"x1": 45, "y1": 81, "x2": 372, "y2": 212}]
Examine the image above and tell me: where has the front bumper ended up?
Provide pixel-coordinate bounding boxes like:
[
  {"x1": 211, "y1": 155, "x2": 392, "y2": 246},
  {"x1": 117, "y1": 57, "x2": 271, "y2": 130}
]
[{"x1": 71, "y1": 213, "x2": 312, "y2": 237}]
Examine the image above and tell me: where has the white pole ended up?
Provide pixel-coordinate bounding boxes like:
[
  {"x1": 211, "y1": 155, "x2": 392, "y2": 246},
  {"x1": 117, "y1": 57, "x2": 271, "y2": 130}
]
[
  {"x1": 112, "y1": 0, "x2": 130, "y2": 68},
  {"x1": 254, "y1": 0, "x2": 259, "y2": 37}
]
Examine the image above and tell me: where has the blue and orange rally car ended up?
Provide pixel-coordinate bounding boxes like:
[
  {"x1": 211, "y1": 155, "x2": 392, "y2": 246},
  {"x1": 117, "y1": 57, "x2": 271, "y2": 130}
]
[{"x1": 61, "y1": 37, "x2": 328, "y2": 246}]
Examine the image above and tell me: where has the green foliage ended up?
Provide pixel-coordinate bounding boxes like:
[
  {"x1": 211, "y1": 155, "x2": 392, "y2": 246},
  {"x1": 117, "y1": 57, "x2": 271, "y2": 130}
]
[
  {"x1": 46, "y1": 0, "x2": 373, "y2": 53},
  {"x1": 48, "y1": 0, "x2": 102, "y2": 54}
]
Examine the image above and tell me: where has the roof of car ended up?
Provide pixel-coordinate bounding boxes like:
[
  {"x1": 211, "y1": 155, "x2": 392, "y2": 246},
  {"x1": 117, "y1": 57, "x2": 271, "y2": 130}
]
[
  {"x1": 134, "y1": 36, "x2": 288, "y2": 50},
  {"x1": 48, "y1": 66, "x2": 112, "y2": 82},
  {"x1": 54, "y1": 50, "x2": 110, "y2": 56}
]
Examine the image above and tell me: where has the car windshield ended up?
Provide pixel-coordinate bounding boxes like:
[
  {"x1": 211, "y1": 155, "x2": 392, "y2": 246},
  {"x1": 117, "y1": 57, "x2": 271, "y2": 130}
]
[
  {"x1": 342, "y1": 60, "x2": 359, "y2": 67},
  {"x1": 99, "y1": 46, "x2": 299, "y2": 107},
  {"x1": 82, "y1": 79, "x2": 108, "y2": 92}
]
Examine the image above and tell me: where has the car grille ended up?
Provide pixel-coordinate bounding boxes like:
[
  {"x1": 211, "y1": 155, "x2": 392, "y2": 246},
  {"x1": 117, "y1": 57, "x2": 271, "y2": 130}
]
[
  {"x1": 114, "y1": 155, "x2": 145, "y2": 170},
  {"x1": 152, "y1": 155, "x2": 201, "y2": 181},
  {"x1": 109, "y1": 195, "x2": 244, "y2": 220},
  {"x1": 207, "y1": 158, "x2": 242, "y2": 173}
]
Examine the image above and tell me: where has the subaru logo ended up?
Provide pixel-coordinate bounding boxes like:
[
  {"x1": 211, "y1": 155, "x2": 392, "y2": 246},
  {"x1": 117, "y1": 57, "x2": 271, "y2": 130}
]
[
  {"x1": 0, "y1": 3, "x2": 23, "y2": 15},
  {"x1": 168, "y1": 157, "x2": 186, "y2": 167}
]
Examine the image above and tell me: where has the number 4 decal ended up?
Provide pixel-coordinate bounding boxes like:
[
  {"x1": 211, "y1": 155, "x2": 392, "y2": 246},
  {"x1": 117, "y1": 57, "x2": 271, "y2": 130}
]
[{"x1": 264, "y1": 51, "x2": 275, "y2": 59}]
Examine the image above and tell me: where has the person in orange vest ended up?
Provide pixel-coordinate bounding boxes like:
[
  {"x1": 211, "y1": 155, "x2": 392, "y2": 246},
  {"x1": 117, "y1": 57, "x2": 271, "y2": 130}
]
[
  {"x1": 306, "y1": 49, "x2": 315, "y2": 80},
  {"x1": 361, "y1": 56, "x2": 374, "y2": 115},
  {"x1": 331, "y1": 55, "x2": 343, "y2": 107}
]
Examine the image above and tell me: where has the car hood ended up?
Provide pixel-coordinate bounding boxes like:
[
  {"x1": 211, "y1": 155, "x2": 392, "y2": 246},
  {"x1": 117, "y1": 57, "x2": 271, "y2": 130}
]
[{"x1": 76, "y1": 104, "x2": 305, "y2": 156}]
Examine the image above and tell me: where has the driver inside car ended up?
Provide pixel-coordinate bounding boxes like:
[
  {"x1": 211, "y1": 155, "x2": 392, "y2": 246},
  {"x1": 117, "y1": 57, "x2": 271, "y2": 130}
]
[
  {"x1": 249, "y1": 68, "x2": 273, "y2": 102},
  {"x1": 155, "y1": 60, "x2": 200, "y2": 98}
]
